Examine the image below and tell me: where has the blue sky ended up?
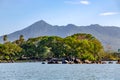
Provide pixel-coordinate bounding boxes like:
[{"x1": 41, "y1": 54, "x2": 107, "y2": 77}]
[{"x1": 0, "y1": 0, "x2": 120, "y2": 36}]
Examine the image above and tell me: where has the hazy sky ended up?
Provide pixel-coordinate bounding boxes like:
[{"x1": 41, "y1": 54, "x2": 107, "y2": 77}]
[{"x1": 0, "y1": 0, "x2": 120, "y2": 36}]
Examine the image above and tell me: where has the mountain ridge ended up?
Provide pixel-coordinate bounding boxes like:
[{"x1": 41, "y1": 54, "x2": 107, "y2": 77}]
[{"x1": 0, "y1": 20, "x2": 120, "y2": 51}]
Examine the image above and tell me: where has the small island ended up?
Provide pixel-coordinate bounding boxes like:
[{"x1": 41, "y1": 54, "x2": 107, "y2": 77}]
[{"x1": 0, "y1": 33, "x2": 120, "y2": 64}]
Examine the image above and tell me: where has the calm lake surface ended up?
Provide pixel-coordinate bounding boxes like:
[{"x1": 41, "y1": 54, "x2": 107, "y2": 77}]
[{"x1": 0, "y1": 62, "x2": 119, "y2": 80}]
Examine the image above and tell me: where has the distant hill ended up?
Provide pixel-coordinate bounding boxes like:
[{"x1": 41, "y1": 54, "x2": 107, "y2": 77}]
[{"x1": 0, "y1": 20, "x2": 120, "y2": 51}]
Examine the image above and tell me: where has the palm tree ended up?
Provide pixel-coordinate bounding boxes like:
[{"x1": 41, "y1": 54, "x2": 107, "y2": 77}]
[
  {"x1": 19, "y1": 35, "x2": 24, "y2": 45},
  {"x1": 19, "y1": 35, "x2": 24, "y2": 41},
  {"x1": 3, "y1": 35, "x2": 8, "y2": 43}
]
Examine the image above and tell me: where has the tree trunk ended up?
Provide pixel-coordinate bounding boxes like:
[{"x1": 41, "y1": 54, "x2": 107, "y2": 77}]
[{"x1": 9, "y1": 55, "x2": 14, "y2": 63}]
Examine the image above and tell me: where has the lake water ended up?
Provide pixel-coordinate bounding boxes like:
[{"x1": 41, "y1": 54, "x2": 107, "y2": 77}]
[{"x1": 0, "y1": 62, "x2": 120, "y2": 80}]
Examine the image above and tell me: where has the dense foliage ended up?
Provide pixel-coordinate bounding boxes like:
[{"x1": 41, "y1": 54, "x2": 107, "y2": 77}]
[{"x1": 0, "y1": 33, "x2": 118, "y2": 62}]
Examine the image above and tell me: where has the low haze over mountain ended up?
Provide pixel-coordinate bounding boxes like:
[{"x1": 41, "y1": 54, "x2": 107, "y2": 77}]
[{"x1": 0, "y1": 20, "x2": 120, "y2": 51}]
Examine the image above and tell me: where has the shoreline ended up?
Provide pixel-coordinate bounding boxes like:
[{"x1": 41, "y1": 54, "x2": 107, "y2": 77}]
[{"x1": 0, "y1": 60, "x2": 118, "y2": 64}]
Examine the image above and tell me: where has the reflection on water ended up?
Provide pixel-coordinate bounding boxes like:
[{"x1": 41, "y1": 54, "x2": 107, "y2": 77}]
[{"x1": 0, "y1": 63, "x2": 119, "y2": 80}]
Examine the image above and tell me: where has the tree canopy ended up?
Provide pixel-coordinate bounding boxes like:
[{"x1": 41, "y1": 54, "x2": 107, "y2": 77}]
[{"x1": 0, "y1": 33, "x2": 118, "y2": 62}]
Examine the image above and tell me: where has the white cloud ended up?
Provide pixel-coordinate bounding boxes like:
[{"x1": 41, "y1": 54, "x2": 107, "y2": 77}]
[
  {"x1": 80, "y1": 0, "x2": 90, "y2": 5},
  {"x1": 100, "y1": 12, "x2": 119, "y2": 16},
  {"x1": 64, "y1": 0, "x2": 90, "y2": 5}
]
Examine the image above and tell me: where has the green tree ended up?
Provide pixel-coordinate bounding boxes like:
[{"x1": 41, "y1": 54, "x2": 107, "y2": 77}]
[
  {"x1": 0, "y1": 42, "x2": 22, "y2": 62},
  {"x1": 3, "y1": 35, "x2": 8, "y2": 43},
  {"x1": 37, "y1": 36, "x2": 65, "y2": 58},
  {"x1": 20, "y1": 42, "x2": 36, "y2": 60},
  {"x1": 64, "y1": 33, "x2": 104, "y2": 61},
  {"x1": 13, "y1": 35, "x2": 25, "y2": 45}
]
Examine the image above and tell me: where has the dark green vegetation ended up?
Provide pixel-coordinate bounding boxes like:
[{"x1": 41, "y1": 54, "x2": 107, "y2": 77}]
[{"x1": 0, "y1": 33, "x2": 119, "y2": 62}]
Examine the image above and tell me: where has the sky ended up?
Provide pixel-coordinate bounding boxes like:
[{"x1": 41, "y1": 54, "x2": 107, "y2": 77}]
[{"x1": 0, "y1": 0, "x2": 120, "y2": 36}]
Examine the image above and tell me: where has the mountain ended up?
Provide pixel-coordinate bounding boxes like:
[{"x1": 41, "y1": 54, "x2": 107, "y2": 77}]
[{"x1": 0, "y1": 20, "x2": 120, "y2": 51}]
